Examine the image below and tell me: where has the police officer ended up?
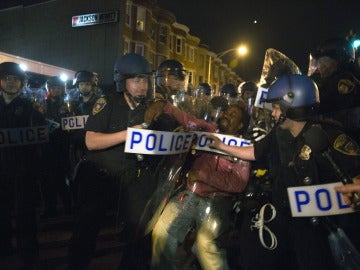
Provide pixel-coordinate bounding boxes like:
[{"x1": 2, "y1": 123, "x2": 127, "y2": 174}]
[
  {"x1": 191, "y1": 82, "x2": 213, "y2": 120},
  {"x1": 0, "y1": 62, "x2": 46, "y2": 269},
  {"x1": 147, "y1": 101, "x2": 251, "y2": 270},
  {"x1": 155, "y1": 59, "x2": 189, "y2": 104},
  {"x1": 209, "y1": 74, "x2": 360, "y2": 270},
  {"x1": 42, "y1": 76, "x2": 71, "y2": 218},
  {"x1": 66, "y1": 70, "x2": 102, "y2": 207},
  {"x1": 310, "y1": 37, "x2": 360, "y2": 143},
  {"x1": 196, "y1": 82, "x2": 212, "y2": 100},
  {"x1": 70, "y1": 70, "x2": 101, "y2": 115},
  {"x1": 66, "y1": 53, "x2": 154, "y2": 270},
  {"x1": 239, "y1": 81, "x2": 257, "y2": 105},
  {"x1": 220, "y1": 83, "x2": 238, "y2": 105}
]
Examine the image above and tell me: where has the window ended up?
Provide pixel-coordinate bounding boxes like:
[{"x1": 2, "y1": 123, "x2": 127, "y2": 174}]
[
  {"x1": 169, "y1": 34, "x2": 173, "y2": 51},
  {"x1": 199, "y1": 55, "x2": 204, "y2": 69},
  {"x1": 220, "y1": 70, "x2": 225, "y2": 81},
  {"x1": 214, "y1": 66, "x2": 219, "y2": 79},
  {"x1": 136, "y1": 6, "x2": 146, "y2": 32},
  {"x1": 124, "y1": 39, "x2": 131, "y2": 54},
  {"x1": 150, "y1": 52, "x2": 155, "y2": 69},
  {"x1": 189, "y1": 47, "x2": 195, "y2": 62},
  {"x1": 150, "y1": 24, "x2": 155, "y2": 40},
  {"x1": 159, "y1": 25, "x2": 167, "y2": 44},
  {"x1": 125, "y1": 1, "x2": 132, "y2": 26},
  {"x1": 135, "y1": 43, "x2": 144, "y2": 56},
  {"x1": 176, "y1": 37, "x2": 182, "y2": 54},
  {"x1": 188, "y1": 71, "x2": 193, "y2": 85}
]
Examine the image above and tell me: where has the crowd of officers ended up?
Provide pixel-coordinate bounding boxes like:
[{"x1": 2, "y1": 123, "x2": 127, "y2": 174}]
[{"x1": 0, "y1": 36, "x2": 360, "y2": 270}]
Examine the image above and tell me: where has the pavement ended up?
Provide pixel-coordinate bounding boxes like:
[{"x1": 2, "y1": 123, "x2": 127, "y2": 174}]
[
  {"x1": 0, "y1": 211, "x2": 126, "y2": 270},
  {"x1": 0, "y1": 207, "x2": 243, "y2": 270}
]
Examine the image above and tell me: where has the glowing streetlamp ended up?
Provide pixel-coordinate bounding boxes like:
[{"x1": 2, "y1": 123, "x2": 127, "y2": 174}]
[{"x1": 207, "y1": 45, "x2": 248, "y2": 84}]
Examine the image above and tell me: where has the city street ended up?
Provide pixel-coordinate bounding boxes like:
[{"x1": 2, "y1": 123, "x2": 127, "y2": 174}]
[{"x1": 1, "y1": 212, "x2": 125, "y2": 270}]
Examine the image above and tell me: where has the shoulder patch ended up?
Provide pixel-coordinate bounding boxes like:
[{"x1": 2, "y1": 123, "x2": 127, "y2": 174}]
[
  {"x1": 92, "y1": 97, "x2": 107, "y2": 115},
  {"x1": 333, "y1": 133, "x2": 360, "y2": 156},
  {"x1": 337, "y1": 79, "x2": 355, "y2": 94}
]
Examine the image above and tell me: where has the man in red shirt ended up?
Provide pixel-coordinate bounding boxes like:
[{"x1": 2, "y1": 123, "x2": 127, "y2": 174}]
[{"x1": 146, "y1": 100, "x2": 251, "y2": 270}]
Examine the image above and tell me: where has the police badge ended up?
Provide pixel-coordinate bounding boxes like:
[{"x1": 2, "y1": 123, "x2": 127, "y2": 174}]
[
  {"x1": 299, "y1": 144, "x2": 312, "y2": 160},
  {"x1": 337, "y1": 79, "x2": 355, "y2": 94}
]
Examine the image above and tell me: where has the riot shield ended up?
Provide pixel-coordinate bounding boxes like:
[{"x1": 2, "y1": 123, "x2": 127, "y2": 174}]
[
  {"x1": 248, "y1": 48, "x2": 303, "y2": 141},
  {"x1": 259, "y1": 48, "x2": 302, "y2": 88},
  {"x1": 177, "y1": 88, "x2": 212, "y2": 120},
  {"x1": 141, "y1": 151, "x2": 191, "y2": 236}
]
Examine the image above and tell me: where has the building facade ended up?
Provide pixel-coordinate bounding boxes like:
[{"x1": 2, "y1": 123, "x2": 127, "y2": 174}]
[{"x1": 0, "y1": 0, "x2": 242, "y2": 93}]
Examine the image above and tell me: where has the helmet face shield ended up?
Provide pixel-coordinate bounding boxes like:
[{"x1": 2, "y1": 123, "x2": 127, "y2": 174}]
[
  {"x1": 311, "y1": 38, "x2": 355, "y2": 65},
  {"x1": 307, "y1": 53, "x2": 318, "y2": 77},
  {"x1": 156, "y1": 71, "x2": 189, "y2": 99},
  {"x1": 162, "y1": 69, "x2": 189, "y2": 95},
  {"x1": 308, "y1": 55, "x2": 338, "y2": 79},
  {"x1": 125, "y1": 74, "x2": 155, "y2": 103},
  {"x1": 155, "y1": 60, "x2": 189, "y2": 97}
]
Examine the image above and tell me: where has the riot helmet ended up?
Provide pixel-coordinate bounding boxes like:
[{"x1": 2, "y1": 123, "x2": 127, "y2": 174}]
[
  {"x1": 155, "y1": 59, "x2": 189, "y2": 97},
  {"x1": 266, "y1": 74, "x2": 319, "y2": 121},
  {"x1": 113, "y1": 53, "x2": 152, "y2": 93},
  {"x1": 220, "y1": 83, "x2": 238, "y2": 105},
  {"x1": 73, "y1": 70, "x2": 93, "y2": 86},
  {"x1": 47, "y1": 76, "x2": 64, "y2": 88},
  {"x1": 220, "y1": 83, "x2": 238, "y2": 98},
  {"x1": 0, "y1": 62, "x2": 27, "y2": 87},
  {"x1": 73, "y1": 70, "x2": 94, "y2": 97},
  {"x1": 46, "y1": 76, "x2": 65, "y2": 98},
  {"x1": 239, "y1": 81, "x2": 257, "y2": 100},
  {"x1": 195, "y1": 82, "x2": 212, "y2": 97},
  {"x1": 311, "y1": 38, "x2": 355, "y2": 65}
]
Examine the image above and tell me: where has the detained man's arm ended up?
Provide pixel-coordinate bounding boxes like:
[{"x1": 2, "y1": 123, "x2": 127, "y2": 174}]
[
  {"x1": 86, "y1": 124, "x2": 142, "y2": 150},
  {"x1": 207, "y1": 134, "x2": 256, "y2": 161}
]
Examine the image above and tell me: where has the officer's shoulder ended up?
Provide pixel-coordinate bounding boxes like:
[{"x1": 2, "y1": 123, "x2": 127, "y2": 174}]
[
  {"x1": 91, "y1": 96, "x2": 108, "y2": 115},
  {"x1": 314, "y1": 122, "x2": 360, "y2": 156}
]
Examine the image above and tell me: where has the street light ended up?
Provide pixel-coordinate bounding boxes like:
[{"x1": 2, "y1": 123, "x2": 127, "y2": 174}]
[{"x1": 207, "y1": 45, "x2": 248, "y2": 84}]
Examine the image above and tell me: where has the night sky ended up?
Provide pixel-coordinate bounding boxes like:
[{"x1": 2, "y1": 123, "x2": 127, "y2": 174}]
[
  {"x1": 157, "y1": 0, "x2": 360, "y2": 82},
  {"x1": 1, "y1": 0, "x2": 360, "y2": 82}
]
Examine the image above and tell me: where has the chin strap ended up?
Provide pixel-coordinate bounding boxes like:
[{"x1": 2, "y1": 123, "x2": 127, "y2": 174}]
[
  {"x1": 125, "y1": 91, "x2": 146, "y2": 109},
  {"x1": 278, "y1": 113, "x2": 287, "y2": 124}
]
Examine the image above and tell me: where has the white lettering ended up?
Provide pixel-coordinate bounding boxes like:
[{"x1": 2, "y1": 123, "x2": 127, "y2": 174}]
[
  {"x1": 0, "y1": 126, "x2": 49, "y2": 147},
  {"x1": 61, "y1": 115, "x2": 89, "y2": 130}
]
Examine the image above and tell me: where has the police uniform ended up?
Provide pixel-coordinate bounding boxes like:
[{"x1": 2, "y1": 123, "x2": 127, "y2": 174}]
[
  {"x1": 41, "y1": 94, "x2": 71, "y2": 217},
  {"x1": 0, "y1": 95, "x2": 46, "y2": 266},
  {"x1": 314, "y1": 68, "x2": 360, "y2": 144},
  {"x1": 72, "y1": 92, "x2": 100, "y2": 116},
  {"x1": 67, "y1": 92, "x2": 150, "y2": 270},
  {"x1": 67, "y1": 92, "x2": 101, "y2": 168},
  {"x1": 67, "y1": 92, "x2": 101, "y2": 209},
  {"x1": 239, "y1": 120, "x2": 360, "y2": 270}
]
